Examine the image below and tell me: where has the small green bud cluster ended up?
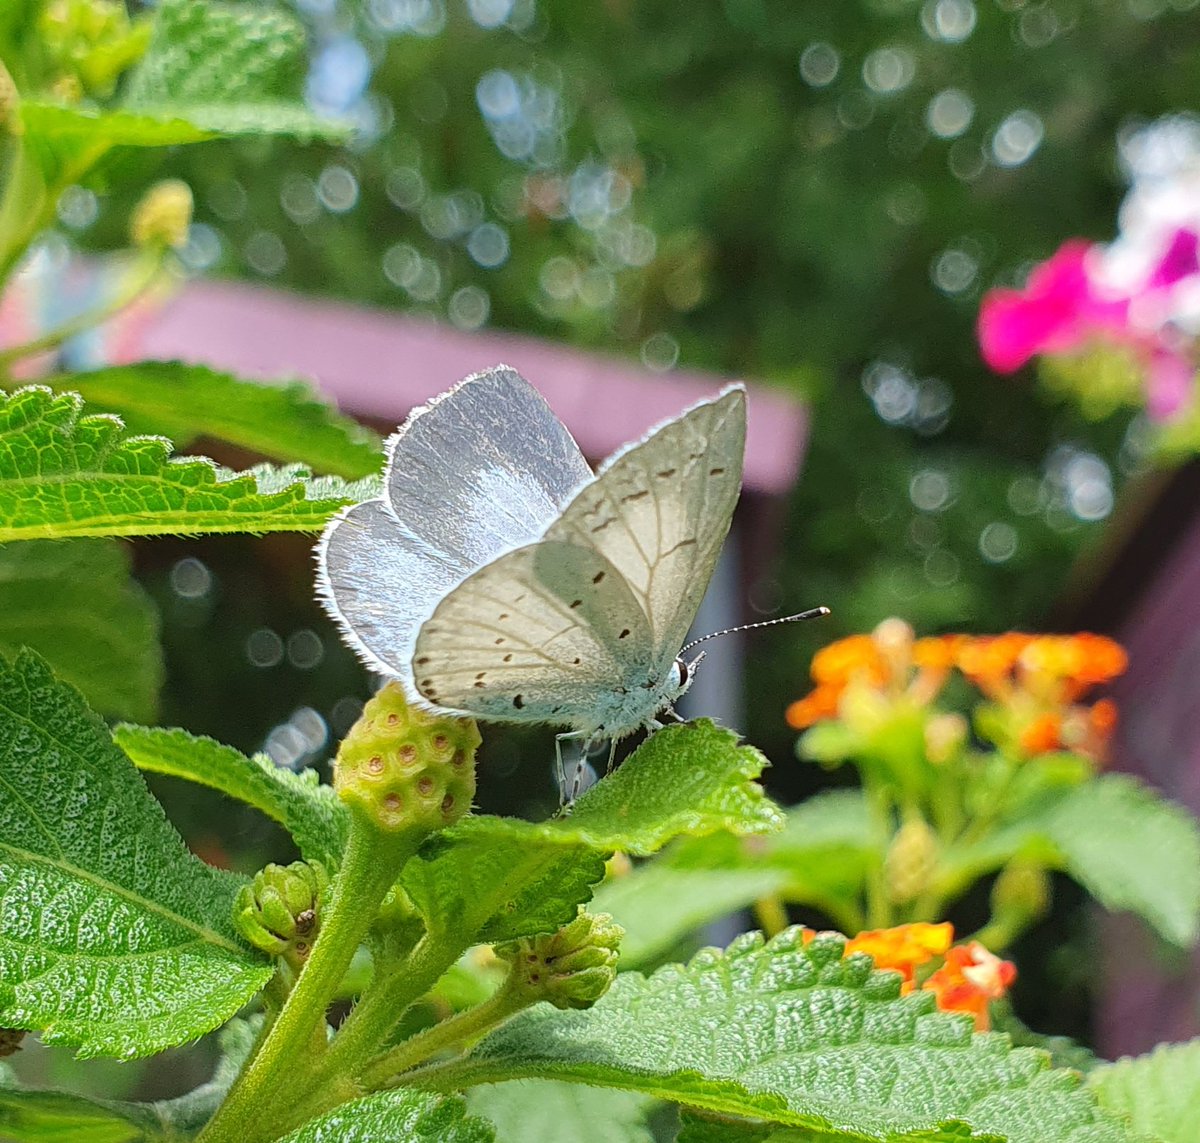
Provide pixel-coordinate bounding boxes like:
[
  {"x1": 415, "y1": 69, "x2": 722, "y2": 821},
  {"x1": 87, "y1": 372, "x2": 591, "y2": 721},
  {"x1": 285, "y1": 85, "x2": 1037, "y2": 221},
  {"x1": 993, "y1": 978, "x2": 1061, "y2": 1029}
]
[
  {"x1": 130, "y1": 180, "x2": 194, "y2": 251},
  {"x1": 991, "y1": 860, "x2": 1051, "y2": 928},
  {"x1": 235, "y1": 861, "x2": 329, "y2": 966},
  {"x1": 884, "y1": 816, "x2": 939, "y2": 905},
  {"x1": 38, "y1": 0, "x2": 152, "y2": 100},
  {"x1": 334, "y1": 682, "x2": 479, "y2": 834},
  {"x1": 495, "y1": 910, "x2": 623, "y2": 1010}
]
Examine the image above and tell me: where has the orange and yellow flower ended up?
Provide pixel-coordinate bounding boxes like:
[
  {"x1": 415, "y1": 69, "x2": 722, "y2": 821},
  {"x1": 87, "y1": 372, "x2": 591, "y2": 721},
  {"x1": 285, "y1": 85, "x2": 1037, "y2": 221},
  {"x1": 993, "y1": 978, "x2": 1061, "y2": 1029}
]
[{"x1": 804, "y1": 923, "x2": 1016, "y2": 1031}]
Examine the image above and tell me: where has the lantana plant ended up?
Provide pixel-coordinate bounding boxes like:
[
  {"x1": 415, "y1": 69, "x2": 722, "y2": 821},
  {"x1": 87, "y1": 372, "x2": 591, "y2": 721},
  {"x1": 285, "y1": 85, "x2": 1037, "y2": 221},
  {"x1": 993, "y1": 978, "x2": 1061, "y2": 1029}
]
[{"x1": 978, "y1": 115, "x2": 1200, "y2": 453}]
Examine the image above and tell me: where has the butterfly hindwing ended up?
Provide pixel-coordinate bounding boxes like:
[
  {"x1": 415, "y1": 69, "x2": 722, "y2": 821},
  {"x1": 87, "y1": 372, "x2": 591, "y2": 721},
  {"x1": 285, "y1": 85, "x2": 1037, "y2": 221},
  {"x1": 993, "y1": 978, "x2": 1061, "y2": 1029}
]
[
  {"x1": 545, "y1": 387, "x2": 746, "y2": 662},
  {"x1": 412, "y1": 540, "x2": 659, "y2": 733}
]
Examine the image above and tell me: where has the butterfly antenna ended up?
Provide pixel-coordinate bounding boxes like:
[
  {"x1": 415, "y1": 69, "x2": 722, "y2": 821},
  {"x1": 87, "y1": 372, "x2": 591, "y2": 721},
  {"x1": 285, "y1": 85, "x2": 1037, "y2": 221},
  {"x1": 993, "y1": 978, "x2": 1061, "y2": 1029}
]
[{"x1": 679, "y1": 606, "x2": 830, "y2": 655}]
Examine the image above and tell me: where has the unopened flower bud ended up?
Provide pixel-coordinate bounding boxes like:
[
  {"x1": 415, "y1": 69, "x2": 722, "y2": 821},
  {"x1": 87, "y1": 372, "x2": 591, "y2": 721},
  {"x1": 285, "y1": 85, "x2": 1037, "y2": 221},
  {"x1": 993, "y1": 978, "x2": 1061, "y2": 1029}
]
[
  {"x1": 991, "y1": 860, "x2": 1051, "y2": 927},
  {"x1": 130, "y1": 179, "x2": 193, "y2": 250},
  {"x1": 334, "y1": 682, "x2": 479, "y2": 834},
  {"x1": 884, "y1": 816, "x2": 939, "y2": 905},
  {"x1": 235, "y1": 860, "x2": 329, "y2": 966},
  {"x1": 924, "y1": 712, "x2": 967, "y2": 766},
  {"x1": 495, "y1": 910, "x2": 623, "y2": 1010}
]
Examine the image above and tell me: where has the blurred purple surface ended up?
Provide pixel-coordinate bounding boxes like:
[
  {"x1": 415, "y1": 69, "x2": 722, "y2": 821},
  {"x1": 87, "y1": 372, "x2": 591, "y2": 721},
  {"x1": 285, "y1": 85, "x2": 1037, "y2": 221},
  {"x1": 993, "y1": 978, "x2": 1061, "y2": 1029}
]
[{"x1": 132, "y1": 279, "x2": 808, "y2": 493}]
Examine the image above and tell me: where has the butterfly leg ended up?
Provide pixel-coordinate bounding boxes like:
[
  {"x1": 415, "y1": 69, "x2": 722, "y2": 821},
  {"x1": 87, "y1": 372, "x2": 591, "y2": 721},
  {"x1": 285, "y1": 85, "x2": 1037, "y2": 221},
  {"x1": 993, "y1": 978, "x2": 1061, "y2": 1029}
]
[{"x1": 555, "y1": 730, "x2": 590, "y2": 812}]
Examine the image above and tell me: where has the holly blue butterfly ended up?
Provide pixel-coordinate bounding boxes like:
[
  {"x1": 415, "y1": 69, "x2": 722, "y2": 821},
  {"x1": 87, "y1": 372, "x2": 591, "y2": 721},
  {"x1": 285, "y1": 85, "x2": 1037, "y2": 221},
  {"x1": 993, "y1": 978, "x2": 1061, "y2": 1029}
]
[{"x1": 316, "y1": 365, "x2": 819, "y2": 785}]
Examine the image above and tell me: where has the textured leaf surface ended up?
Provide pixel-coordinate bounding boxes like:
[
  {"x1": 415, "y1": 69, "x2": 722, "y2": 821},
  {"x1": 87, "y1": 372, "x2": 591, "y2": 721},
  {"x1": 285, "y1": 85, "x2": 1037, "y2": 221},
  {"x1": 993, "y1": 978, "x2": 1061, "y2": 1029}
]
[
  {"x1": 277, "y1": 1089, "x2": 494, "y2": 1143},
  {"x1": 0, "y1": 540, "x2": 161, "y2": 722},
  {"x1": 113, "y1": 725, "x2": 348, "y2": 868},
  {"x1": 65, "y1": 363, "x2": 383, "y2": 479},
  {"x1": 591, "y1": 862, "x2": 790, "y2": 967},
  {"x1": 19, "y1": 102, "x2": 211, "y2": 149},
  {"x1": 0, "y1": 652, "x2": 272, "y2": 1058},
  {"x1": 466, "y1": 1080, "x2": 658, "y2": 1143},
  {"x1": 449, "y1": 929, "x2": 1133, "y2": 1143},
  {"x1": 1088, "y1": 1039, "x2": 1200, "y2": 1143},
  {"x1": 403, "y1": 721, "x2": 780, "y2": 943},
  {"x1": 565, "y1": 720, "x2": 784, "y2": 855},
  {"x1": 0, "y1": 1082, "x2": 158, "y2": 1142},
  {"x1": 0, "y1": 387, "x2": 377, "y2": 540}
]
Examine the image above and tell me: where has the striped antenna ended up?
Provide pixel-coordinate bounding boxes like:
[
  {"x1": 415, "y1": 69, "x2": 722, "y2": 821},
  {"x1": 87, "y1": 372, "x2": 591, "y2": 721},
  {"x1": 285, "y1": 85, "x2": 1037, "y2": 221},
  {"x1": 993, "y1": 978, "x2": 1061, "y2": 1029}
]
[{"x1": 679, "y1": 606, "x2": 830, "y2": 655}]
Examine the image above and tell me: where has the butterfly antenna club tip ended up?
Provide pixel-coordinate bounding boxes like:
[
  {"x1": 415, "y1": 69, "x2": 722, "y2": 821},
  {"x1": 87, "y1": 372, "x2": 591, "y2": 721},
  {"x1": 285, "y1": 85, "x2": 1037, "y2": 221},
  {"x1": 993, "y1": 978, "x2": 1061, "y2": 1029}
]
[{"x1": 680, "y1": 606, "x2": 830, "y2": 655}]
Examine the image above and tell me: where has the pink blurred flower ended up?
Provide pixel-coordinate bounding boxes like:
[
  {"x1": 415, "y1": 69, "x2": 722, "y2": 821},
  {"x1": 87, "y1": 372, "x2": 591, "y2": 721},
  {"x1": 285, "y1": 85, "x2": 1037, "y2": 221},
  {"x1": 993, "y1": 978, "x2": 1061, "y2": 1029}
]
[{"x1": 977, "y1": 241, "x2": 1130, "y2": 373}]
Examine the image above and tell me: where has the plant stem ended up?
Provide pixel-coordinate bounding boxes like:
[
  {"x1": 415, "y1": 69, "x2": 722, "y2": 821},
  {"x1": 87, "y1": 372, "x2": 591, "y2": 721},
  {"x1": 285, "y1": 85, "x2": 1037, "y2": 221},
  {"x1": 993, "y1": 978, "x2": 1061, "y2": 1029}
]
[
  {"x1": 863, "y1": 779, "x2": 893, "y2": 930},
  {"x1": 358, "y1": 976, "x2": 528, "y2": 1090},
  {"x1": 0, "y1": 248, "x2": 166, "y2": 370},
  {"x1": 197, "y1": 822, "x2": 417, "y2": 1143}
]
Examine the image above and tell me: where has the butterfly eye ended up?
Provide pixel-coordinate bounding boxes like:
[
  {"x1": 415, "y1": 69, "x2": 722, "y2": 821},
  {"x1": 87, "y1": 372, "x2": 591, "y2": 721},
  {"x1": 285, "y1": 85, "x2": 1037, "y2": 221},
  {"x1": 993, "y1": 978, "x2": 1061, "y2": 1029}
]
[{"x1": 674, "y1": 656, "x2": 689, "y2": 689}]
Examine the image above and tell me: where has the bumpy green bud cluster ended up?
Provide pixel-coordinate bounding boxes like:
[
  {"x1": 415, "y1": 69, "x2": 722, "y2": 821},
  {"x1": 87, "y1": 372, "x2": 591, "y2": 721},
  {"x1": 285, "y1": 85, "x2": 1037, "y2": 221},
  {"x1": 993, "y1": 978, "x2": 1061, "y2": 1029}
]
[
  {"x1": 130, "y1": 179, "x2": 194, "y2": 250},
  {"x1": 884, "y1": 816, "x2": 939, "y2": 905},
  {"x1": 495, "y1": 910, "x2": 623, "y2": 1010},
  {"x1": 991, "y1": 860, "x2": 1051, "y2": 927},
  {"x1": 39, "y1": 0, "x2": 152, "y2": 100},
  {"x1": 235, "y1": 860, "x2": 329, "y2": 966},
  {"x1": 334, "y1": 682, "x2": 479, "y2": 834}
]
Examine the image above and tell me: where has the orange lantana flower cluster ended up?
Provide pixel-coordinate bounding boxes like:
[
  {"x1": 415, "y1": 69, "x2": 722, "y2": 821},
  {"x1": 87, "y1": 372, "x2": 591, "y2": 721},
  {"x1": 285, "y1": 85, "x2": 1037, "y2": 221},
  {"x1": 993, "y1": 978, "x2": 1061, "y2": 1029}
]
[
  {"x1": 805, "y1": 922, "x2": 1016, "y2": 1031},
  {"x1": 786, "y1": 621, "x2": 1126, "y2": 764}
]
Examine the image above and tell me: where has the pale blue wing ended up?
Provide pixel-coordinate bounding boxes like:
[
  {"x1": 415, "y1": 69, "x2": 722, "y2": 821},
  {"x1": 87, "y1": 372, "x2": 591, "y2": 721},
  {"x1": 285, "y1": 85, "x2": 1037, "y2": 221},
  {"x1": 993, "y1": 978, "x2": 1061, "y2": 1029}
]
[
  {"x1": 412, "y1": 540, "x2": 660, "y2": 737},
  {"x1": 317, "y1": 365, "x2": 592, "y2": 686},
  {"x1": 384, "y1": 365, "x2": 592, "y2": 571},
  {"x1": 315, "y1": 500, "x2": 462, "y2": 680},
  {"x1": 545, "y1": 386, "x2": 745, "y2": 663}
]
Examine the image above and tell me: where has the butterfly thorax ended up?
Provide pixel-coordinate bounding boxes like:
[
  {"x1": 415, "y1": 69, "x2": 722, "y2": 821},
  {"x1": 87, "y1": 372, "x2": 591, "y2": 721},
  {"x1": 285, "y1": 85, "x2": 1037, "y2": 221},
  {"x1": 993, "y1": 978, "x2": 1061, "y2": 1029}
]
[{"x1": 584, "y1": 656, "x2": 693, "y2": 741}]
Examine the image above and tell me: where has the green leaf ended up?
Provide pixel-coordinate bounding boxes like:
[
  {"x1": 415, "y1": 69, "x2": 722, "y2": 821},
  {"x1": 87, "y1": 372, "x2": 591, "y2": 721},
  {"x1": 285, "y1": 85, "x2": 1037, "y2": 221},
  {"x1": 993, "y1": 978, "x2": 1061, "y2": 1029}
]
[
  {"x1": 944, "y1": 775, "x2": 1200, "y2": 947},
  {"x1": 467, "y1": 1080, "x2": 659, "y2": 1143},
  {"x1": 446, "y1": 929, "x2": 1135, "y2": 1143},
  {"x1": 566, "y1": 720, "x2": 784, "y2": 854},
  {"x1": 0, "y1": 387, "x2": 378, "y2": 540},
  {"x1": 1035, "y1": 775, "x2": 1200, "y2": 948},
  {"x1": 276, "y1": 1089, "x2": 494, "y2": 1143},
  {"x1": 591, "y1": 863, "x2": 790, "y2": 967},
  {"x1": 19, "y1": 102, "x2": 212, "y2": 149},
  {"x1": 403, "y1": 721, "x2": 782, "y2": 944},
  {"x1": 0, "y1": 539, "x2": 161, "y2": 722},
  {"x1": 112, "y1": 725, "x2": 348, "y2": 869},
  {"x1": 1088, "y1": 1039, "x2": 1200, "y2": 1143},
  {"x1": 124, "y1": 0, "x2": 307, "y2": 107},
  {"x1": 61, "y1": 364, "x2": 383, "y2": 479},
  {"x1": 0, "y1": 1083, "x2": 159, "y2": 1143},
  {"x1": 0, "y1": 651, "x2": 272, "y2": 1058}
]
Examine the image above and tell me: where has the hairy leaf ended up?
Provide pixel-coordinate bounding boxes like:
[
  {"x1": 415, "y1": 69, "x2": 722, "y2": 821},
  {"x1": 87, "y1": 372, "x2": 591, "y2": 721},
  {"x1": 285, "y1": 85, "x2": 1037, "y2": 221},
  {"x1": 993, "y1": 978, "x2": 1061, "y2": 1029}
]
[
  {"x1": 113, "y1": 725, "x2": 348, "y2": 868},
  {"x1": 1088, "y1": 1039, "x2": 1200, "y2": 1143},
  {"x1": 445, "y1": 929, "x2": 1134, "y2": 1143},
  {"x1": 404, "y1": 721, "x2": 781, "y2": 943},
  {"x1": 0, "y1": 652, "x2": 272, "y2": 1058},
  {"x1": 0, "y1": 539, "x2": 161, "y2": 722},
  {"x1": 277, "y1": 1089, "x2": 494, "y2": 1143},
  {"x1": 467, "y1": 1080, "x2": 659, "y2": 1143},
  {"x1": 0, "y1": 387, "x2": 377, "y2": 540},
  {"x1": 64, "y1": 363, "x2": 383, "y2": 479}
]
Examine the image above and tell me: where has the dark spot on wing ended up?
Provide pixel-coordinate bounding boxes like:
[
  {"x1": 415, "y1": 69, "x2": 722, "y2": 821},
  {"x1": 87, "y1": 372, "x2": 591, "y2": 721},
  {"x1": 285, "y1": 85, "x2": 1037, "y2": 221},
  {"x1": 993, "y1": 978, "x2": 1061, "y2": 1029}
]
[
  {"x1": 513, "y1": 695, "x2": 524, "y2": 709},
  {"x1": 474, "y1": 680, "x2": 486, "y2": 688},
  {"x1": 503, "y1": 653, "x2": 513, "y2": 662},
  {"x1": 475, "y1": 672, "x2": 486, "y2": 680},
  {"x1": 495, "y1": 637, "x2": 505, "y2": 645},
  {"x1": 619, "y1": 628, "x2": 630, "y2": 639},
  {"x1": 622, "y1": 489, "x2": 650, "y2": 502},
  {"x1": 499, "y1": 612, "x2": 509, "y2": 620},
  {"x1": 514, "y1": 594, "x2": 526, "y2": 603},
  {"x1": 572, "y1": 657, "x2": 581, "y2": 665},
  {"x1": 656, "y1": 469, "x2": 676, "y2": 479},
  {"x1": 710, "y1": 466, "x2": 726, "y2": 475},
  {"x1": 570, "y1": 599, "x2": 582, "y2": 609},
  {"x1": 592, "y1": 571, "x2": 605, "y2": 583},
  {"x1": 591, "y1": 518, "x2": 614, "y2": 533},
  {"x1": 416, "y1": 656, "x2": 430, "y2": 665}
]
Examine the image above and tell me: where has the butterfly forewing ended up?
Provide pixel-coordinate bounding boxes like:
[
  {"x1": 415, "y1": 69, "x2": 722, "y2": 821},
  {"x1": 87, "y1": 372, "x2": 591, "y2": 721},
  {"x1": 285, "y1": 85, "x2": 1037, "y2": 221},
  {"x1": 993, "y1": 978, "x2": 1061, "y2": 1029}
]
[
  {"x1": 383, "y1": 365, "x2": 592, "y2": 573},
  {"x1": 544, "y1": 387, "x2": 746, "y2": 662},
  {"x1": 411, "y1": 540, "x2": 657, "y2": 732}
]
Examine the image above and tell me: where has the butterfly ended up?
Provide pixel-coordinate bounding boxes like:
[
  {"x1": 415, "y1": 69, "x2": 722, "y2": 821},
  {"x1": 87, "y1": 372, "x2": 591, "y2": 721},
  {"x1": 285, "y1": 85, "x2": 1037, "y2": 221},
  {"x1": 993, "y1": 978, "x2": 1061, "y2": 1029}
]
[{"x1": 317, "y1": 365, "x2": 816, "y2": 787}]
